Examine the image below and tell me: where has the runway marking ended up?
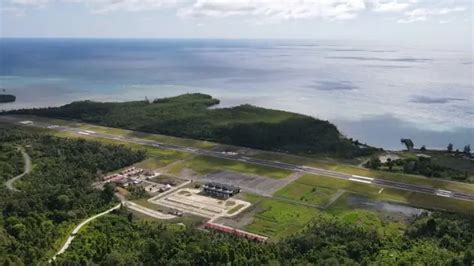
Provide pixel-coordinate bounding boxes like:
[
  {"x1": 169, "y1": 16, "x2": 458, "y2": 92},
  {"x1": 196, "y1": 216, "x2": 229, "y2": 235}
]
[
  {"x1": 435, "y1": 189, "x2": 453, "y2": 198},
  {"x1": 349, "y1": 178, "x2": 372, "y2": 184},
  {"x1": 351, "y1": 175, "x2": 374, "y2": 181},
  {"x1": 5, "y1": 116, "x2": 474, "y2": 203}
]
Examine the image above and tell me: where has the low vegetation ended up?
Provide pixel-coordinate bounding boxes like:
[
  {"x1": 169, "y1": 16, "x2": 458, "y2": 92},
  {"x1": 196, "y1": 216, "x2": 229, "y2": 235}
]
[
  {"x1": 169, "y1": 155, "x2": 292, "y2": 179},
  {"x1": 6, "y1": 93, "x2": 375, "y2": 158},
  {"x1": 295, "y1": 174, "x2": 474, "y2": 214},
  {"x1": 245, "y1": 196, "x2": 320, "y2": 239},
  {"x1": 275, "y1": 181, "x2": 338, "y2": 207}
]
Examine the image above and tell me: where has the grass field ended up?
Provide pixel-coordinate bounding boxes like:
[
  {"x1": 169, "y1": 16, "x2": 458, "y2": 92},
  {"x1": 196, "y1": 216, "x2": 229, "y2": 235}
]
[
  {"x1": 274, "y1": 181, "x2": 338, "y2": 207},
  {"x1": 53, "y1": 130, "x2": 192, "y2": 169},
  {"x1": 75, "y1": 123, "x2": 218, "y2": 150},
  {"x1": 244, "y1": 194, "x2": 320, "y2": 240},
  {"x1": 250, "y1": 147, "x2": 474, "y2": 194},
  {"x1": 7, "y1": 114, "x2": 218, "y2": 150},
  {"x1": 167, "y1": 155, "x2": 292, "y2": 179},
  {"x1": 296, "y1": 174, "x2": 474, "y2": 214},
  {"x1": 326, "y1": 194, "x2": 405, "y2": 238},
  {"x1": 330, "y1": 164, "x2": 474, "y2": 194},
  {"x1": 228, "y1": 204, "x2": 245, "y2": 215}
]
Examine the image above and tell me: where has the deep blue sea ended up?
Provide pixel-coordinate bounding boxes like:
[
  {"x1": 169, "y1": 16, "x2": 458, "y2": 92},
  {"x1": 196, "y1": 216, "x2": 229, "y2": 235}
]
[{"x1": 0, "y1": 38, "x2": 472, "y2": 150}]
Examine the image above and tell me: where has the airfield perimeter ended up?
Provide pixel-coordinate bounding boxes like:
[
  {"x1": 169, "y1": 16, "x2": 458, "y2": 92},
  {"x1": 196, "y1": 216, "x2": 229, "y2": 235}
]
[{"x1": 2, "y1": 115, "x2": 473, "y2": 203}]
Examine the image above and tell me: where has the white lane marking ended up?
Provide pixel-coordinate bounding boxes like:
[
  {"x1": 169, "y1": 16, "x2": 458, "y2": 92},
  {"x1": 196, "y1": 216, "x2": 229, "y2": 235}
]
[
  {"x1": 378, "y1": 188, "x2": 384, "y2": 194},
  {"x1": 349, "y1": 178, "x2": 372, "y2": 184},
  {"x1": 351, "y1": 175, "x2": 374, "y2": 181}
]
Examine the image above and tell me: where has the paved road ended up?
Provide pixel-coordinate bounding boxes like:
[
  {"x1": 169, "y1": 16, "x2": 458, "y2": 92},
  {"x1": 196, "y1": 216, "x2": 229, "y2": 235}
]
[
  {"x1": 50, "y1": 198, "x2": 176, "y2": 261},
  {"x1": 51, "y1": 204, "x2": 121, "y2": 262},
  {"x1": 5, "y1": 148, "x2": 31, "y2": 192},
  {"x1": 3, "y1": 116, "x2": 474, "y2": 202},
  {"x1": 123, "y1": 201, "x2": 176, "y2": 219}
]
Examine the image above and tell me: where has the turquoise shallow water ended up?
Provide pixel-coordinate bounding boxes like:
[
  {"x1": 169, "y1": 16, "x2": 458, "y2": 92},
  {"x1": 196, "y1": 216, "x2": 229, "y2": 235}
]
[{"x1": 0, "y1": 38, "x2": 472, "y2": 149}]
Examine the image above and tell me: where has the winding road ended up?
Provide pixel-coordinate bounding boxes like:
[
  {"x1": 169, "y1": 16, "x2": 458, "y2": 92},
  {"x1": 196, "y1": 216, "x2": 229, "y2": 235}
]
[
  {"x1": 5, "y1": 148, "x2": 31, "y2": 192},
  {"x1": 50, "y1": 204, "x2": 121, "y2": 262}
]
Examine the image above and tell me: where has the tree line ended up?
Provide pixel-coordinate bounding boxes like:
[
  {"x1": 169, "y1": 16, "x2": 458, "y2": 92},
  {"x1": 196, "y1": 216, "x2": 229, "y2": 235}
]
[
  {"x1": 55, "y1": 208, "x2": 474, "y2": 265},
  {"x1": 5, "y1": 93, "x2": 376, "y2": 158},
  {"x1": 401, "y1": 138, "x2": 471, "y2": 157}
]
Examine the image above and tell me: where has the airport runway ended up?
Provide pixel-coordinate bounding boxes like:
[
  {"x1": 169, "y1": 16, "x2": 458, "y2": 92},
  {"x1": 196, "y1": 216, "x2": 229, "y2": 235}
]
[{"x1": 3, "y1": 116, "x2": 474, "y2": 202}]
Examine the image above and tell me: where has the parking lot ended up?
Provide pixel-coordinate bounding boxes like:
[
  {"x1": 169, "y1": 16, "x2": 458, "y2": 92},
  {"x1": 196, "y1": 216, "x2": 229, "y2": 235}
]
[
  {"x1": 189, "y1": 171, "x2": 301, "y2": 196},
  {"x1": 150, "y1": 188, "x2": 250, "y2": 219}
]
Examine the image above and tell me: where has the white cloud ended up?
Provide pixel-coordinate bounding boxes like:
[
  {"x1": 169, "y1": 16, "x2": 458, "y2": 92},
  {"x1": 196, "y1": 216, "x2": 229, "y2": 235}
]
[
  {"x1": 439, "y1": 18, "x2": 454, "y2": 24},
  {"x1": 372, "y1": 0, "x2": 413, "y2": 12},
  {"x1": 65, "y1": 0, "x2": 179, "y2": 13},
  {"x1": 178, "y1": 0, "x2": 368, "y2": 21},
  {"x1": 0, "y1": 6, "x2": 26, "y2": 16},
  {"x1": 3, "y1": 0, "x2": 470, "y2": 26},
  {"x1": 397, "y1": 6, "x2": 467, "y2": 23},
  {"x1": 9, "y1": 0, "x2": 50, "y2": 7}
]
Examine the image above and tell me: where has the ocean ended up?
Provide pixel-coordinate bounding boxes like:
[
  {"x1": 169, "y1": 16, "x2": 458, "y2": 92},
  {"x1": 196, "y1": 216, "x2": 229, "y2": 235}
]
[{"x1": 0, "y1": 38, "x2": 472, "y2": 150}]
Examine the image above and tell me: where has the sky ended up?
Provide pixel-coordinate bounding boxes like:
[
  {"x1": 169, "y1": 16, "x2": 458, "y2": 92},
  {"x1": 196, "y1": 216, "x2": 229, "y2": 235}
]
[{"x1": 0, "y1": 0, "x2": 472, "y2": 48}]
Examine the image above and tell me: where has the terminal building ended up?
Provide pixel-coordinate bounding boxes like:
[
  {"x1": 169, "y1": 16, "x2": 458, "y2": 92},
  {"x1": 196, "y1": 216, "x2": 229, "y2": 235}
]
[{"x1": 202, "y1": 182, "x2": 240, "y2": 198}]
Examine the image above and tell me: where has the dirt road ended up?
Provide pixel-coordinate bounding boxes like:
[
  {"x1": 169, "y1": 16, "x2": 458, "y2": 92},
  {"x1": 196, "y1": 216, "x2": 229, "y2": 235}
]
[{"x1": 5, "y1": 148, "x2": 31, "y2": 192}]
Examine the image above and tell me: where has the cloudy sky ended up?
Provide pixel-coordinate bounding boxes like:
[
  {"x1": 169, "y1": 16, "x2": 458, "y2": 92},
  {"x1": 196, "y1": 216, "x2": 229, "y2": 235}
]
[{"x1": 0, "y1": 0, "x2": 472, "y2": 47}]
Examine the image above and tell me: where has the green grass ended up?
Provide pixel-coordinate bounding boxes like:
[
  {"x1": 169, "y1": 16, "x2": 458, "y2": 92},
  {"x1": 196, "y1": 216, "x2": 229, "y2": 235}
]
[
  {"x1": 132, "y1": 198, "x2": 164, "y2": 211},
  {"x1": 275, "y1": 182, "x2": 338, "y2": 207},
  {"x1": 76, "y1": 123, "x2": 217, "y2": 150},
  {"x1": 8, "y1": 114, "x2": 218, "y2": 150},
  {"x1": 228, "y1": 204, "x2": 245, "y2": 215},
  {"x1": 168, "y1": 155, "x2": 292, "y2": 179},
  {"x1": 53, "y1": 130, "x2": 192, "y2": 169},
  {"x1": 295, "y1": 174, "x2": 474, "y2": 214},
  {"x1": 330, "y1": 164, "x2": 474, "y2": 194},
  {"x1": 327, "y1": 197, "x2": 405, "y2": 239},
  {"x1": 251, "y1": 148, "x2": 474, "y2": 194},
  {"x1": 47, "y1": 121, "x2": 292, "y2": 179},
  {"x1": 244, "y1": 195, "x2": 320, "y2": 240}
]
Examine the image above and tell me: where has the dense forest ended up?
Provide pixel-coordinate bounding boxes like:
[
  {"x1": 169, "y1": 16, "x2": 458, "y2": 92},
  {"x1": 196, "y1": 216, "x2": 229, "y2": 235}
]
[
  {"x1": 0, "y1": 94, "x2": 16, "y2": 103},
  {"x1": 1, "y1": 126, "x2": 473, "y2": 265},
  {"x1": 6, "y1": 93, "x2": 375, "y2": 158},
  {"x1": 0, "y1": 126, "x2": 146, "y2": 264},
  {"x1": 56, "y1": 209, "x2": 474, "y2": 265}
]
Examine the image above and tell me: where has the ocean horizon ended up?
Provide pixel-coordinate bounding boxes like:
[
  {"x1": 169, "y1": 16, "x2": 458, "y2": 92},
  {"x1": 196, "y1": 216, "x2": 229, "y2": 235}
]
[{"x1": 0, "y1": 38, "x2": 472, "y2": 150}]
